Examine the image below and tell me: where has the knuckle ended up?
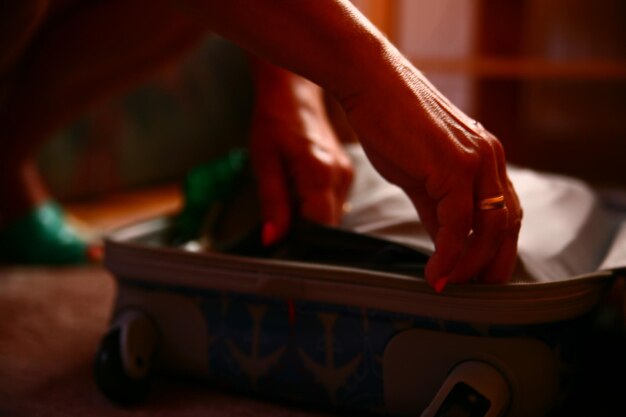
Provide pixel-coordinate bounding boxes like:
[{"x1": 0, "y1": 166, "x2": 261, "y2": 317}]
[
  {"x1": 474, "y1": 131, "x2": 503, "y2": 158},
  {"x1": 499, "y1": 206, "x2": 522, "y2": 238},
  {"x1": 492, "y1": 139, "x2": 506, "y2": 160},
  {"x1": 451, "y1": 148, "x2": 480, "y2": 182},
  {"x1": 477, "y1": 133, "x2": 498, "y2": 154},
  {"x1": 308, "y1": 151, "x2": 354, "y2": 188},
  {"x1": 509, "y1": 215, "x2": 522, "y2": 235}
]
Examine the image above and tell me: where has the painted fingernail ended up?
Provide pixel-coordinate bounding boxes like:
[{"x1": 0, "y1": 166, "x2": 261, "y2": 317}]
[
  {"x1": 434, "y1": 276, "x2": 448, "y2": 293},
  {"x1": 262, "y1": 222, "x2": 278, "y2": 247},
  {"x1": 87, "y1": 244, "x2": 104, "y2": 263}
]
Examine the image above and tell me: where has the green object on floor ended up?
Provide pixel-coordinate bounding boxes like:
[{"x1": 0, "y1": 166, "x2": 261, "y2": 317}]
[
  {"x1": 0, "y1": 201, "x2": 88, "y2": 265},
  {"x1": 176, "y1": 148, "x2": 250, "y2": 242}
]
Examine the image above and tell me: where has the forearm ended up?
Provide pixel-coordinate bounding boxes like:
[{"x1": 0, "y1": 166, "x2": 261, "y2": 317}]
[{"x1": 179, "y1": 0, "x2": 401, "y2": 102}]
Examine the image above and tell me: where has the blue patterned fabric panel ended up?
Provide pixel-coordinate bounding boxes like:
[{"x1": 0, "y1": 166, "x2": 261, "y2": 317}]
[{"x1": 125, "y1": 281, "x2": 590, "y2": 413}]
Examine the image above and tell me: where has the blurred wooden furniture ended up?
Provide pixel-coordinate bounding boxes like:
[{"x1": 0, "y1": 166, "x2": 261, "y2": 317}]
[
  {"x1": 364, "y1": 0, "x2": 626, "y2": 189},
  {"x1": 66, "y1": 182, "x2": 182, "y2": 233},
  {"x1": 473, "y1": 0, "x2": 626, "y2": 189}
]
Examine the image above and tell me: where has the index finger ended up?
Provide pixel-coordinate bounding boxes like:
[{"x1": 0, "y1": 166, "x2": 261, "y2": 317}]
[
  {"x1": 423, "y1": 185, "x2": 473, "y2": 289},
  {"x1": 252, "y1": 150, "x2": 292, "y2": 245}
]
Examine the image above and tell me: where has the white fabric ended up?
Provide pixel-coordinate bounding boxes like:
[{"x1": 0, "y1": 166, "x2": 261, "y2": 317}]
[{"x1": 341, "y1": 144, "x2": 626, "y2": 282}]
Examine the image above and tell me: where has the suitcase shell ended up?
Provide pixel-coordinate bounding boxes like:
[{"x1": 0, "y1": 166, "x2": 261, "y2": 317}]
[{"x1": 96, "y1": 215, "x2": 616, "y2": 417}]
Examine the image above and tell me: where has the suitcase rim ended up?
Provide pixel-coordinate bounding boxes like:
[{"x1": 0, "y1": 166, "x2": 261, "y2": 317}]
[{"x1": 104, "y1": 216, "x2": 614, "y2": 325}]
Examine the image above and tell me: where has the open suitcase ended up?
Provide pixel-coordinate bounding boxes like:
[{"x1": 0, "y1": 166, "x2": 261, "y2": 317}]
[{"x1": 94, "y1": 146, "x2": 626, "y2": 417}]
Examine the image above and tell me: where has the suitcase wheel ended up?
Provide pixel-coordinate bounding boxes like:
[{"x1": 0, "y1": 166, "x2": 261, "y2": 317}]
[{"x1": 93, "y1": 310, "x2": 158, "y2": 405}]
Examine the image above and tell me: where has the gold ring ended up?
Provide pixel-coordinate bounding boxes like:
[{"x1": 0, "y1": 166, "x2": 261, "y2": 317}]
[{"x1": 477, "y1": 195, "x2": 505, "y2": 211}]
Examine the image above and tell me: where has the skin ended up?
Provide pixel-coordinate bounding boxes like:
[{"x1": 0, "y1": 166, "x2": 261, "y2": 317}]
[
  {"x1": 248, "y1": 56, "x2": 354, "y2": 244},
  {"x1": 180, "y1": 0, "x2": 523, "y2": 286},
  {"x1": 0, "y1": 0, "x2": 522, "y2": 286}
]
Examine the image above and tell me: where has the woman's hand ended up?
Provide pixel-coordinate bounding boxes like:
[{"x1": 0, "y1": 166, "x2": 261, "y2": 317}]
[
  {"x1": 248, "y1": 59, "x2": 353, "y2": 245},
  {"x1": 192, "y1": 0, "x2": 521, "y2": 286},
  {"x1": 341, "y1": 58, "x2": 522, "y2": 288}
]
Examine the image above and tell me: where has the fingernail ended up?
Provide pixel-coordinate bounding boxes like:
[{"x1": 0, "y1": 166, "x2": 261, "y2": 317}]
[
  {"x1": 86, "y1": 244, "x2": 104, "y2": 263},
  {"x1": 434, "y1": 276, "x2": 448, "y2": 293},
  {"x1": 262, "y1": 222, "x2": 278, "y2": 247}
]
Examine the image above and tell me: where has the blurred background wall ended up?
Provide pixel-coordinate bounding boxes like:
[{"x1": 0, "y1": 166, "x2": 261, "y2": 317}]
[
  {"x1": 38, "y1": 0, "x2": 626, "y2": 202},
  {"x1": 38, "y1": 36, "x2": 254, "y2": 201},
  {"x1": 367, "y1": 0, "x2": 626, "y2": 188}
]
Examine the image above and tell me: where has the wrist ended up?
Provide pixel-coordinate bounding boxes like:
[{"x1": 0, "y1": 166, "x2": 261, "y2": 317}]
[
  {"x1": 249, "y1": 56, "x2": 325, "y2": 115},
  {"x1": 326, "y1": 34, "x2": 412, "y2": 112}
]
